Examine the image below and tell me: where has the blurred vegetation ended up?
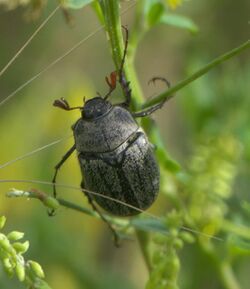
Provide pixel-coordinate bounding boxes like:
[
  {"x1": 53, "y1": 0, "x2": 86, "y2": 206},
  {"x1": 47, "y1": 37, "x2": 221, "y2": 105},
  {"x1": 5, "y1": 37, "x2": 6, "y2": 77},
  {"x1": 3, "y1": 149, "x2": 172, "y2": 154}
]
[{"x1": 0, "y1": 0, "x2": 250, "y2": 289}]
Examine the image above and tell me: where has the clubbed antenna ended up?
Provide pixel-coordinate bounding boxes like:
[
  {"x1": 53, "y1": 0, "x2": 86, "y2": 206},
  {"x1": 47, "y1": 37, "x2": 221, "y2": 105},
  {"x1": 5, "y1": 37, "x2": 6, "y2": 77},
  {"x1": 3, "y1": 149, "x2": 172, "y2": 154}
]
[{"x1": 53, "y1": 97, "x2": 82, "y2": 111}]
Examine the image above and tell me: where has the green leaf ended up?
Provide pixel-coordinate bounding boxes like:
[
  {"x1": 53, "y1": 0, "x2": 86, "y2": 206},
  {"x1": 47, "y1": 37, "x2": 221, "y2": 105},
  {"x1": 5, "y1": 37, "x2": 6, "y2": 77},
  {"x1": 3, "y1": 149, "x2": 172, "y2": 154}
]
[
  {"x1": 160, "y1": 13, "x2": 199, "y2": 33},
  {"x1": 33, "y1": 279, "x2": 52, "y2": 289},
  {"x1": 142, "y1": 118, "x2": 180, "y2": 173},
  {"x1": 131, "y1": 218, "x2": 168, "y2": 234},
  {"x1": 242, "y1": 201, "x2": 250, "y2": 216},
  {"x1": 147, "y1": 2, "x2": 165, "y2": 27},
  {"x1": 64, "y1": 0, "x2": 93, "y2": 9},
  {"x1": 228, "y1": 235, "x2": 250, "y2": 255},
  {"x1": 91, "y1": 1, "x2": 105, "y2": 25}
]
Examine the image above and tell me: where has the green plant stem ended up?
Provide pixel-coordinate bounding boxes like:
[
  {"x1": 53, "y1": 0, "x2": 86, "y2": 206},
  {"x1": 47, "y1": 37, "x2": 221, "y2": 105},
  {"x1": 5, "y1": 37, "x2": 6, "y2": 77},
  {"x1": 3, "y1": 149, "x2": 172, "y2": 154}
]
[
  {"x1": 136, "y1": 230, "x2": 152, "y2": 272},
  {"x1": 142, "y1": 39, "x2": 250, "y2": 108},
  {"x1": 98, "y1": 0, "x2": 145, "y2": 110},
  {"x1": 199, "y1": 242, "x2": 241, "y2": 289},
  {"x1": 6, "y1": 188, "x2": 128, "y2": 227},
  {"x1": 222, "y1": 219, "x2": 250, "y2": 239},
  {"x1": 219, "y1": 261, "x2": 241, "y2": 289},
  {"x1": 98, "y1": 0, "x2": 154, "y2": 269}
]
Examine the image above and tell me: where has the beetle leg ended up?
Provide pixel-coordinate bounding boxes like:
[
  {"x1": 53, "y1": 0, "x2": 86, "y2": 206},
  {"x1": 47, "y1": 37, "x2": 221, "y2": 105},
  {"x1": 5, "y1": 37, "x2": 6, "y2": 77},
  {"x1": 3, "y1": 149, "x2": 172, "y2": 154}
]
[
  {"x1": 133, "y1": 76, "x2": 171, "y2": 117},
  {"x1": 83, "y1": 188, "x2": 120, "y2": 247},
  {"x1": 148, "y1": 76, "x2": 170, "y2": 88},
  {"x1": 132, "y1": 101, "x2": 165, "y2": 118},
  {"x1": 52, "y1": 144, "x2": 76, "y2": 199},
  {"x1": 119, "y1": 26, "x2": 132, "y2": 107},
  {"x1": 119, "y1": 73, "x2": 131, "y2": 107}
]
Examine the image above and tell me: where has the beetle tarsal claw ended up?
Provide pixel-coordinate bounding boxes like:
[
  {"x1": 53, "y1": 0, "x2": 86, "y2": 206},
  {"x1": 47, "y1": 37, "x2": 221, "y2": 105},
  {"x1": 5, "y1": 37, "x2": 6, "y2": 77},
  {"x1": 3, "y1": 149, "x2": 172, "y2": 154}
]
[{"x1": 148, "y1": 76, "x2": 171, "y2": 88}]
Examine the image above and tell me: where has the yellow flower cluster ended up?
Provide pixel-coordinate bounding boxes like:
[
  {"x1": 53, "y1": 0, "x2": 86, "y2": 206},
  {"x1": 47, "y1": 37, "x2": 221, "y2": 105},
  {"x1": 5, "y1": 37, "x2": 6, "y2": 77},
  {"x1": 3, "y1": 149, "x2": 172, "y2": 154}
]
[{"x1": 167, "y1": 0, "x2": 183, "y2": 9}]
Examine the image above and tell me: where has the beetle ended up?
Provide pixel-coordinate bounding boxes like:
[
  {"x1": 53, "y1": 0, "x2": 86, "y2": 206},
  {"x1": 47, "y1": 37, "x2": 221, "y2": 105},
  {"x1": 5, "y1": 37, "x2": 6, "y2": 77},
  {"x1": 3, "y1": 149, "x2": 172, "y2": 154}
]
[{"x1": 52, "y1": 27, "x2": 168, "y2": 242}]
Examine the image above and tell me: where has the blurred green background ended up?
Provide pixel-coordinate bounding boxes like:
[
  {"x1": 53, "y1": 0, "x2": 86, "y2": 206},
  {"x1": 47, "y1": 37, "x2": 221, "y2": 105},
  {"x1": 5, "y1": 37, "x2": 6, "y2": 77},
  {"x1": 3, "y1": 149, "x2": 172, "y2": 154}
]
[{"x1": 0, "y1": 1, "x2": 249, "y2": 289}]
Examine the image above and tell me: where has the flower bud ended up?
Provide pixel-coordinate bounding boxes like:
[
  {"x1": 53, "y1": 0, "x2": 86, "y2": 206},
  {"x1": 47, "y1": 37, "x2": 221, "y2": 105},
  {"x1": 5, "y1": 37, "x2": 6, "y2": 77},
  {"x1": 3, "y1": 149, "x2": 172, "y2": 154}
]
[
  {"x1": 29, "y1": 260, "x2": 45, "y2": 278},
  {"x1": 15, "y1": 262, "x2": 25, "y2": 282},
  {"x1": 13, "y1": 241, "x2": 29, "y2": 254},
  {"x1": 0, "y1": 216, "x2": 6, "y2": 229},
  {"x1": 7, "y1": 231, "x2": 24, "y2": 241}
]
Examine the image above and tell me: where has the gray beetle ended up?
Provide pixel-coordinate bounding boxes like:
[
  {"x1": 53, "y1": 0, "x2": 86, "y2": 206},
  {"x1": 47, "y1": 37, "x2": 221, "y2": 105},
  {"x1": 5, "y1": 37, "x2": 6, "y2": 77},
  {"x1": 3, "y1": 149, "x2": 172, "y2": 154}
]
[{"x1": 52, "y1": 28, "x2": 168, "y2": 241}]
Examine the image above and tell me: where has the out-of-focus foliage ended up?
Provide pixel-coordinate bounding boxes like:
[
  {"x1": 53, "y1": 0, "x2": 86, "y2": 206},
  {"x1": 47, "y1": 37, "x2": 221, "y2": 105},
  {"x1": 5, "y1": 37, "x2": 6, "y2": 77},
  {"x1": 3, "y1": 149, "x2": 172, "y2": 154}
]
[
  {"x1": 143, "y1": 1, "x2": 198, "y2": 33},
  {"x1": 0, "y1": 0, "x2": 249, "y2": 289},
  {"x1": 0, "y1": 0, "x2": 32, "y2": 10},
  {"x1": 0, "y1": 0, "x2": 47, "y2": 20},
  {"x1": 64, "y1": 0, "x2": 94, "y2": 9},
  {"x1": 166, "y1": 0, "x2": 183, "y2": 10},
  {"x1": 0, "y1": 216, "x2": 51, "y2": 289}
]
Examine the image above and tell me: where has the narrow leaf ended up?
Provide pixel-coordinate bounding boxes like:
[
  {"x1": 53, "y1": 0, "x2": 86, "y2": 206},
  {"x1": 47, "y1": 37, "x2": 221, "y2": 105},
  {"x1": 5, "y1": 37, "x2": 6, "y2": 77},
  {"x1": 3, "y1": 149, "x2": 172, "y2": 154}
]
[
  {"x1": 131, "y1": 218, "x2": 168, "y2": 234},
  {"x1": 160, "y1": 13, "x2": 199, "y2": 33}
]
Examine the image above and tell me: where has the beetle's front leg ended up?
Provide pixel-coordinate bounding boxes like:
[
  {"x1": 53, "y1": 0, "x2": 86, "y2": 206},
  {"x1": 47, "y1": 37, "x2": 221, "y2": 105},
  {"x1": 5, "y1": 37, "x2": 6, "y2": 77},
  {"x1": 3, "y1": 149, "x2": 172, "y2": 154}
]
[
  {"x1": 52, "y1": 144, "x2": 76, "y2": 199},
  {"x1": 118, "y1": 26, "x2": 131, "y2": 107},
  {"x1": 81, "y1": 182, "x2": 120, "y2": 247},
  {"x1": 104, "y1": 26, "x2": 131, "y2": 107}
]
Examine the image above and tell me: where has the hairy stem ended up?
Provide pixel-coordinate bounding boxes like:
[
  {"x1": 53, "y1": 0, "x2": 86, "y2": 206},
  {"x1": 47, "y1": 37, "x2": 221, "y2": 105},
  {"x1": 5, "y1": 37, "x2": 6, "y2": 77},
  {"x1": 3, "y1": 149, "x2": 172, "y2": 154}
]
[{"x1": 98, "y1": 0, "x2": 145, "y2": 110}]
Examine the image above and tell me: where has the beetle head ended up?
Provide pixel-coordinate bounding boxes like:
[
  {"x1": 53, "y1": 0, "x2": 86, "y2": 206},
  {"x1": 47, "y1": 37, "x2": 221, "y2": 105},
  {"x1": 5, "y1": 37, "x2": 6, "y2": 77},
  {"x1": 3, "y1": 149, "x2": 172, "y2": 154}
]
[{"x1": 82, "y1": 97, "x2": 112, "y2": 119}]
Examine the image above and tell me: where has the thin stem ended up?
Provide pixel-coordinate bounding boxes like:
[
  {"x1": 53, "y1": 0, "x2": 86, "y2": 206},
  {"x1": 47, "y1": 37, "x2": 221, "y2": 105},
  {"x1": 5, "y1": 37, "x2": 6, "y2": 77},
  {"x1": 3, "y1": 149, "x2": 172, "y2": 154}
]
[
  {"x1": 0, "y1": 25, "x2": 104, "y2": 107},
  {"x1": 199, "y1": 242, "x2": 241, "y2": 289},
  {"x1": 0, "y1": 135, "x2": 72, "y2": 170},
  {"x1": 6, "y1": 188, "x2": 128, "y2": 227},
  {"x1": 3, "y1": 181, "x2": 223, "y2": 240},
  {"x1": 142, "y1": 39, "x2": 250, "y2": 109},
  {"x1": 0, "y1": 6, "x2": 60, "y2": 78},
  {"x1": 0, "y1": 3, "x2": 136, "y2": 107},
  {"x1": 136, "y1": 230, "x2": 152, "y2": 272},
  {"x1": 219, "y1": 261, "x2": 241, "y2": 289},
  {"x1": 222, "y1": 219, "x2": 250, "y2": 239}
]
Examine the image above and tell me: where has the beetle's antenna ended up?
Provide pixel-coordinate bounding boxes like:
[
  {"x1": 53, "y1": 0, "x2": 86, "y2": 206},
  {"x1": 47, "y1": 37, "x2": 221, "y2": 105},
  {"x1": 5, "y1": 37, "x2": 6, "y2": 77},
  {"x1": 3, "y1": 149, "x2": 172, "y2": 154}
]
[
  {"x1": 104, "y1": 71, "x2": 117, "y2": 100},
  {"x1": 53, "y1": 98, "x2": 82, "y2": 111},
  {"x1": 103, "y1": 26, "x2": 131, "y2": 103}
]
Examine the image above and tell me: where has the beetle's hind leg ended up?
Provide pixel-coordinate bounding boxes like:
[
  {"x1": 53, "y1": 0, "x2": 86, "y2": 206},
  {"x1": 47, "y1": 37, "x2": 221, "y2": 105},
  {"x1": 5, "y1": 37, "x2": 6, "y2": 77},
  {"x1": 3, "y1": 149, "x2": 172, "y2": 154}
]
[{"x1": 82, "y1": 185, "x2": 120, "y2": 247}]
